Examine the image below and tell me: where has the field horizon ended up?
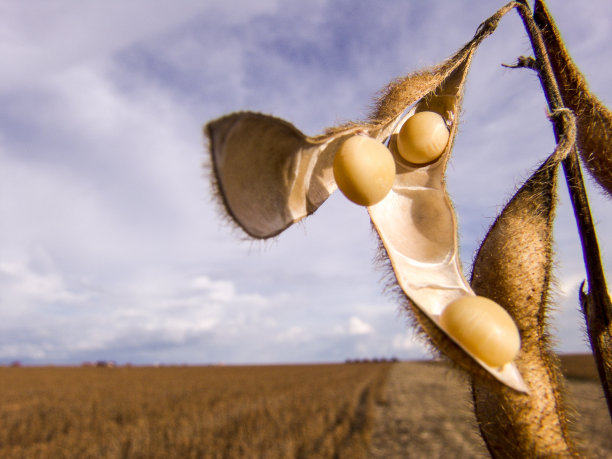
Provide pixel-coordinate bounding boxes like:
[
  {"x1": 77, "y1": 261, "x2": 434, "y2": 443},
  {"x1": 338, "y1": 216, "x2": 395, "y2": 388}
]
[{"x1": 2, "y1": 351, "x2": 597, "y2": 372}]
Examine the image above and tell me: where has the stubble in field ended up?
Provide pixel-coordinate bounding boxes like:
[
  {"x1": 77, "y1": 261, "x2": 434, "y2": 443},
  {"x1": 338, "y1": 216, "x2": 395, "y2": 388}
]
[{"x1": 369, "y1": 360, "x2": 612, "y2": 458}]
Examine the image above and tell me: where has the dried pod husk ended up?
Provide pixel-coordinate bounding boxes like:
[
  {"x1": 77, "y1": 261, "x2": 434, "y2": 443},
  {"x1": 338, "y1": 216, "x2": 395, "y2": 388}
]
[
  {"x1": 369, "y1": 27, "x2": 526, "y2": 390},
  {"x1": 470, "y1": 155, "x2": 581, "y2": 457},
  {"x1": 206, "y1": 112, "x2": 361, "y2": 239},
  {"x1": 534, "y1": 0, "x2": 612, "y2": 197}
]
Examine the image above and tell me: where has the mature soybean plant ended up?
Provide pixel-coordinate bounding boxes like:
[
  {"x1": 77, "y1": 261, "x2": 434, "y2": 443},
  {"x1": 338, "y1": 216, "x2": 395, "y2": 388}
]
[{"x1": 205, "y1": 1, "x2": 611, "y2": 457}]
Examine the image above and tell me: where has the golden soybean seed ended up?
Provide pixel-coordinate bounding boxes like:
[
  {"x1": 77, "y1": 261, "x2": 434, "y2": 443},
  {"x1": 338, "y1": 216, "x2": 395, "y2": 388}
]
[
  {"x1": 333, "y1": 135, "x2": 396, "y2": 206},
  {"x1": 396, "y1": 111, "x2": 450, "y2": 165},
  {"x1": 440, "y1": 295, "x2": 520, "y2": 368}
]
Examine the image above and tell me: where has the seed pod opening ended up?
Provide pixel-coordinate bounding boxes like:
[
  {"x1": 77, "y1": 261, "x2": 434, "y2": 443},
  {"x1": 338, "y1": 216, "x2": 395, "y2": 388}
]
[
  {"x1": 535, "y1": 0, "x2": 612, "y2": 197},
  {"x1": 470, "y1": 153, "x2": 580, "y2": 456},
  {"x1": 369, "y1": 14, "x2": 527, "y2": 391}
]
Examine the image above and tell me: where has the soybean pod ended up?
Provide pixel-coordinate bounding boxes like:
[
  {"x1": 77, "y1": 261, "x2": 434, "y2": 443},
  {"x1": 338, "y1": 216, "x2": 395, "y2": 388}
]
[
  {"x1": 205, "y1": 3, "x2": 525, "y2": 390},
  {"x1": 470, "y1": 140, "x2": 581, "y2": 457}
]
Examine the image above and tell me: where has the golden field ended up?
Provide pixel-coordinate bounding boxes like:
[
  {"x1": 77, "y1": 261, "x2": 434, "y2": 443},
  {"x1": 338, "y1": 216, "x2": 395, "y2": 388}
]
[
  {"x1": 0, "y1": 355, "x2": 610, "y2": 458},
  {"x1": 0, "y1": 363, "x2": 391, "y2": 458}
]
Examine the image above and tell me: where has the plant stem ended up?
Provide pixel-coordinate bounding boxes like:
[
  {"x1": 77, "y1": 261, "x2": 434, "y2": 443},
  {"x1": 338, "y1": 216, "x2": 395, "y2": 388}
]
[{"x1": 514, "y1": 0, "x2": 612, "y2": 420}]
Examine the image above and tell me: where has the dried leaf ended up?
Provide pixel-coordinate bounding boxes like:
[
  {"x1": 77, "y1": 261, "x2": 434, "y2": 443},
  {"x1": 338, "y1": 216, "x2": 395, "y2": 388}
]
[
  {"x1": 470, "y1": 153, "x2": 580, "y2": 457},
  {"x1": 535, "y1": 0, "x2": 612, "y2": 197}
]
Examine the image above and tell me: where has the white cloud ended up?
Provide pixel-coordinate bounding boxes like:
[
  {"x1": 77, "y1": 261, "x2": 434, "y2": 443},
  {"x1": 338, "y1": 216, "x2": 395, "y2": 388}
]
[
  {"x1": 0, "y1": 0, "x2": 286, "y2": 92},
  {"x1": 392, "y1": 333, "x2": 424, "y2": 352},
  {"x1": 0, "y1": 252, "x2": 282, "y2": 363},
  {"x1": 191, "y1": 276, "x2": 237, "y2": 302},
  {"x1": 276, "y1": 326, "x2": 310, "y2": 344},
  {"x1": 0, "y1": 253, "x2": 92, "y2": 309},
  {"x1": 348, "y1": 316, "x2": 374, "y2": 335}
]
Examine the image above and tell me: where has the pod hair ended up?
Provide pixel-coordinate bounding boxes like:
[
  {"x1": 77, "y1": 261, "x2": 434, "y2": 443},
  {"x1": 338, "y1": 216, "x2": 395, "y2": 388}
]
[{"x1": 534, "y1": 0, "x2": 612, "y2": 197}]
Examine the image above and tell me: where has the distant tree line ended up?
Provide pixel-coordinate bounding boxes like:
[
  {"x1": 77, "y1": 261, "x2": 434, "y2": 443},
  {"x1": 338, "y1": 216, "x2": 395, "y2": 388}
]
[{"x1": 345, "y1": 357, "x2": 399, "y2": 364}]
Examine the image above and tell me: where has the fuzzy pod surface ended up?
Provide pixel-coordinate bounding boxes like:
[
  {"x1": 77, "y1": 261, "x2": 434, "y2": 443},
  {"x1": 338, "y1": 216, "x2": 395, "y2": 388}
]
[{"x1": 470, "y1": 155, "x2": 581, "y2": 458}]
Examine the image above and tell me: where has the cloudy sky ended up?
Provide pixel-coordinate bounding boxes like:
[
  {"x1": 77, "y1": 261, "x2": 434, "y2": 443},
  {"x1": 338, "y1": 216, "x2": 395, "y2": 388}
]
[{"x1": 1, "y1": 0, "x2": 611, "y2": 365}]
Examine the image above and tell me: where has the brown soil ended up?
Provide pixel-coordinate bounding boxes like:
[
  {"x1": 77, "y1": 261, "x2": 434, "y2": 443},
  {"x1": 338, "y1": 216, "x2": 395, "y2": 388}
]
[{"x1": 369, "y1": 359, "x2": 612, "y2": 458}]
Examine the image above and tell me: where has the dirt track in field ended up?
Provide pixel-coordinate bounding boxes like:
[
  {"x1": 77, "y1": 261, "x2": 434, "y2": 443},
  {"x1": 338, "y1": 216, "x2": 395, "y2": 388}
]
[{"x1": 368, "y1": 361, "x2": 612, "y2": 458}]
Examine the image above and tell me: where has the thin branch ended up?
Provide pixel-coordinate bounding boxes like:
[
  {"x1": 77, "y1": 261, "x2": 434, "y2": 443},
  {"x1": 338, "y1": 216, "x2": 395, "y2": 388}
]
[{"x1": 502, "y1": 55, "x2": 538, "y2": 71}]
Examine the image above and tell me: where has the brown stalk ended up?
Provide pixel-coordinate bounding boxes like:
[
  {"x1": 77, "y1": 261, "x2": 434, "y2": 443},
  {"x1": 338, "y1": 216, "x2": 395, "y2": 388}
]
[
  {"x1": 514, "y1": 0, "x2": 612, "y2": 420},
  {"x1": 534, "y1": 0, "x2": 612, "y2": 197}
]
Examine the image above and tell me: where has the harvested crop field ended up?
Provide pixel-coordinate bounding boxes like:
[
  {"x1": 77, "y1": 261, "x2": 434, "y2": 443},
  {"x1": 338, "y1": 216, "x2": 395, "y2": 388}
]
[
  {"x1": 0, "y1": 355, "x2": 610, "y2": 458},
  {"x1": 0, "y1": 363, "x2": 391, "y2": 458},
  {"x1": 369, "y1": 357, "x2": 612, "y2": 458}
]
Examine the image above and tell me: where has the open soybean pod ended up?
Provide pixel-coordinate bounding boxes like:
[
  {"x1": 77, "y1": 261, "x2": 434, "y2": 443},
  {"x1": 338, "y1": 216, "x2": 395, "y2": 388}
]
[
  {"x1": 534, "y1": 0, "x2": 612, "y2": 197},
  {"x1": 369, "y1": 17, "x2": 527, "y2": 392},
  {"x1": 470, "y1": 150, "x2": 581, "y2": 457},
  {"x1": 205, "y1": 3, "x2": 524, "y2": 389}
]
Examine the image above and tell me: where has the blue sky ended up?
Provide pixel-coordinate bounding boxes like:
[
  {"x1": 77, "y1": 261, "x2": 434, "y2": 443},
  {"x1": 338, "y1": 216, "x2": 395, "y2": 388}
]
[{"x1": 1, "y1": 0, "x2": 611, "y2": 365}]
